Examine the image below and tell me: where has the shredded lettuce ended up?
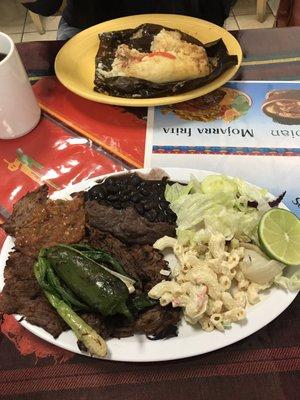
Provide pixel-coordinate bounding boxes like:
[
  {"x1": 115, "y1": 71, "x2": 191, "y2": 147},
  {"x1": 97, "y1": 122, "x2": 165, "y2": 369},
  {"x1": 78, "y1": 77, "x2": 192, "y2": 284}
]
[
  {"x1": 275, "y1": 272, "x2": 300, "y2": 291},
  {"x1": 166, "y1": 174, "x2": 269, "y2": 244},
  {"x1": 177, "y1": 228, "x2": 211, "y2": 246},
  {"x1": 165, "y1": 181, "x2": 192, "y2": 203},
  {"x1": 235, "y1": 178, "x2": 270, "y2": 212},
  {"x1": 235, "y1": 178, "x2": 268, "y2": 201}
]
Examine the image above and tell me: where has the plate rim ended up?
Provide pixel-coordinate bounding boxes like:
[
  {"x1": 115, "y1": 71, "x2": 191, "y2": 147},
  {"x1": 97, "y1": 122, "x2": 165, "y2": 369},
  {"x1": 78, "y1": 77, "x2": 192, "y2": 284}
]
[
  {"x1": 0, "y1": 167, "x2": 298, "y2": 362},
  {"x1": 54, "y1": 13, "x2": 243, "y2": 107}
]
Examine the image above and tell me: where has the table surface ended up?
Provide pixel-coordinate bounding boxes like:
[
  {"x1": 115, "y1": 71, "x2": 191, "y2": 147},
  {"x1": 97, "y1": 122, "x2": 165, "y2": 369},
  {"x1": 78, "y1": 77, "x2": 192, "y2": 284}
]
[{"x1": 1, "y1": 27, "x2": 300, "y2": 400}]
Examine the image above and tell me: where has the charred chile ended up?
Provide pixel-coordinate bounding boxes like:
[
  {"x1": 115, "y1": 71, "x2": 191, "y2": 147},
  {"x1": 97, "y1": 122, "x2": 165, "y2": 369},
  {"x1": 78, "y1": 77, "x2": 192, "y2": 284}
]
[{"x1": 45, "y1": 245, "x2": 132, "y2": 319}]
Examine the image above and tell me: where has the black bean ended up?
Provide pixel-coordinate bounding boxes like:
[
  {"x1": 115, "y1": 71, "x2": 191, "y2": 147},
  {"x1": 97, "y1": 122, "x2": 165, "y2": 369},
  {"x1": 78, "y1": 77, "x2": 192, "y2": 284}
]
[
  {"x1": 106, "y1": 185, "x2": 118, "y2": 194},
  {"x1": 134, "y1": 203, "x2": 144, "y2": 215},
  {"x1": 167, "y1": 211, "x2": 177, "y2": 222},
  {"x1": 107, "y1": 194, "x2": 118, "y2": 202},
  {"x1": 131, "y1": 175, "x2": 141, "y2": 185},
  {"x1": 116, "y1": 181, "x2": 125, "y2": 189},
  {"x1": 92, "y1": 192, "x2": 105, "y2": 201},
  {"x1": 160, "y1": 216, "x2": 167, "y2": 223},
  {"x1": 86, "y1": 173, "x2": 179, "y2": 224},
  {"x1": 88, "y1": 184, "x2": 102, "y2": 195},
  {"x1": 157, "y1": 216, "x2": 164, "y2": 223},
  {"x1": 144, "y1": 212, "x2": 153, "y2": 222},
  {"x1": 131, "y1": 194, "x2": 142, "y2": 203},
  {"x1": 145, "y1": 210, "x2": 157, "y2": 222},
  {"x1": 144, "y1": 203, "x2": 152, "y2": 211},
  {"x1": 104, "y1": 178, "x2": 114, "y2": 186},
  {"x1": 141, "y1": 188, "x2": 150, "y2": 197},
  {"x1": 96, "y1": 192, "x2": 105, "y2": 201}
]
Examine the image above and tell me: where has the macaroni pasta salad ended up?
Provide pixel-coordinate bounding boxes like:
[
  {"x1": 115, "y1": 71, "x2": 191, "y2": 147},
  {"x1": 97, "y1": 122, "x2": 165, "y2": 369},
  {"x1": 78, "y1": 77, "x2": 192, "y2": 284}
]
[{"x1": 149, "y1": 234, "x2": 282, "y2": 332}]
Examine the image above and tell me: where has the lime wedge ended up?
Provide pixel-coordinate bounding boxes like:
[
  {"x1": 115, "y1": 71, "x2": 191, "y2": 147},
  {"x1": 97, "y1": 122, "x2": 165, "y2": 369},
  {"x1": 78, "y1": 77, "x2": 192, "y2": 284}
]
[{"x1": 258, "y1": 208, "x2": 300, "y2": 266}]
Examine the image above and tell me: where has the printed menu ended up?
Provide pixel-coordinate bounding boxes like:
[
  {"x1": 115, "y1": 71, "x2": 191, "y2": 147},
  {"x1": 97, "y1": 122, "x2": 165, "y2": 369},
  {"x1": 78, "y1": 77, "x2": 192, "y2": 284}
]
[{"x1": 145, "y1": 81, "x2": 300, "y2": 216}]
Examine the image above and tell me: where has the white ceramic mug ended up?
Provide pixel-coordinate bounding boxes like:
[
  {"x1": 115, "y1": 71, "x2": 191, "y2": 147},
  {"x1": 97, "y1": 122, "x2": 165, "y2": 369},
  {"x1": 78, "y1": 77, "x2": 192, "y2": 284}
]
[{"x1": 0, "y1": 32, "x2": 41, "y2": 140}]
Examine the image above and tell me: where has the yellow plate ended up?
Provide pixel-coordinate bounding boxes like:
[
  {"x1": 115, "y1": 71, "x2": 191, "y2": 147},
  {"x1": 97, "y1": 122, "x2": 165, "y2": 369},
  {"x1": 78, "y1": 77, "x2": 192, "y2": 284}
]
[{"x1": 55, "y1": 14, "x2": 242, "y2": 107}]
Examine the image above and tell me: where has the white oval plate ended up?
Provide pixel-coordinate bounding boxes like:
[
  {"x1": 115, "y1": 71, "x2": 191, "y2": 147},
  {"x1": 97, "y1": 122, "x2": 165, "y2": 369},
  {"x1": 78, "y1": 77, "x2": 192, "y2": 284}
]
[{"x1": 0, "y1": 168, "x2": 298, "y2": 362}]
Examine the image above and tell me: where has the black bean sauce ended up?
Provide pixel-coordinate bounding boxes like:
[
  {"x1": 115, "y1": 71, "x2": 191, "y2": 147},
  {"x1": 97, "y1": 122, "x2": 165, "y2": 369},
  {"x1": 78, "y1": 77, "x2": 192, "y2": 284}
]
[{"x1": 85, "y1": 173, "x2": 177, "y2": 223}]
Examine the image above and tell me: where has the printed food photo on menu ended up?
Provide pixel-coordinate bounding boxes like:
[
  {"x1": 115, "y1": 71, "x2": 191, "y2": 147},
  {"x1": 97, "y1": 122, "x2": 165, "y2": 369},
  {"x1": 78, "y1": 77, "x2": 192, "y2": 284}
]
[
  {"x1": 161, "y1": 87, "x2": 251, "y2": 123},
  {"x1": 262, "y1": 89, "x2": 300, "y2": 125}
]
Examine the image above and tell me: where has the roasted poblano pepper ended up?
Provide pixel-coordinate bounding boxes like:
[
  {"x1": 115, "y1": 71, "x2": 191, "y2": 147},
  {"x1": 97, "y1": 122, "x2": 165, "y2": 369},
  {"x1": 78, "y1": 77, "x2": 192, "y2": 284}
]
[
  {"x1": 34, "y1": 252, "x2": 108, "y2": 358},
  {"x1": 45, "y1": 244, "x2": 132, "y2": 319},
  {"x1": 34, "y1": 254, "x2": 89, "y2": 311},
  {"x1": 70, "y1": 244, "x2": 129, "y2": 277}
]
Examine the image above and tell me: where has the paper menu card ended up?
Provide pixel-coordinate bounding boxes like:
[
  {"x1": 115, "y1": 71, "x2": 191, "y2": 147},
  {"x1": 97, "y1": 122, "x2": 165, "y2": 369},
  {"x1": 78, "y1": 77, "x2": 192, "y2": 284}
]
[{"x1": 145, "y1": 81, "x2": 300, "y2": 216}]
